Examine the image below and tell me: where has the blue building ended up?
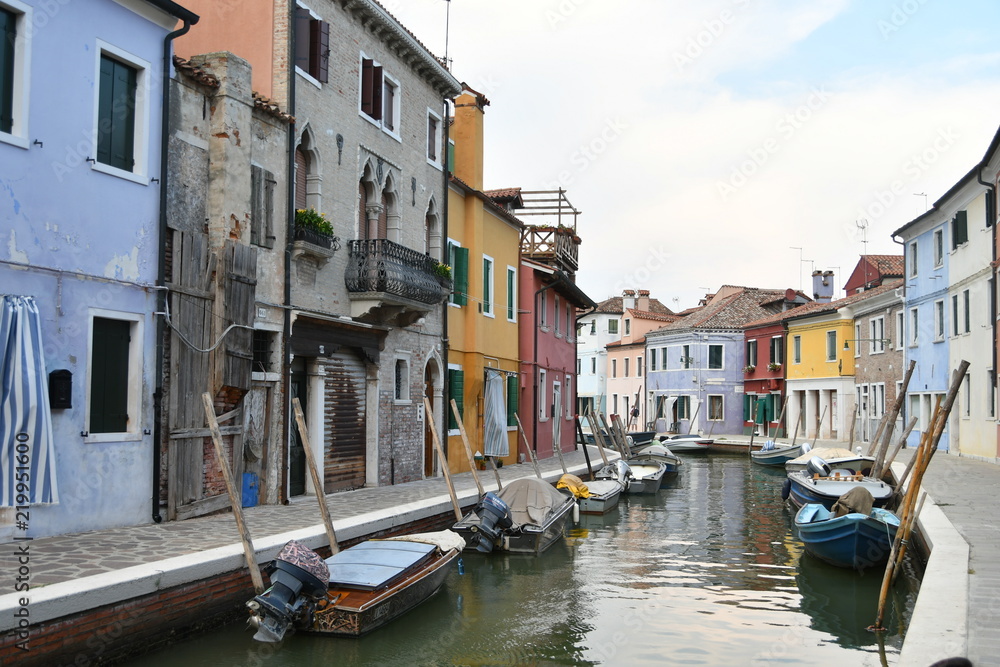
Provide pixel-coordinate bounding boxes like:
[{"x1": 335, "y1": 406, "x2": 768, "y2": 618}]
[
  {"x1": 645, "y1": 287, "x2": 806, "y2": 436},
  {"x1": 0, "y1": 0, "x2": 198, "y2": 538}
]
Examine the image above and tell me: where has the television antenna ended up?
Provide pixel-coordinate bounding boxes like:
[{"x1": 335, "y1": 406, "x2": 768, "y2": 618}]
[{"x1": 857, "y1": 219, "x2": 869, "y2": 289}]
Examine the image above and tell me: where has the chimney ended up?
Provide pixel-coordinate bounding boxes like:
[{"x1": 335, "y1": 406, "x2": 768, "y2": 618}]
[
  {"x1": 452, "y1": 86, "x2": 489, "y2": 189},
  {"x1": 812, "y1": 270, "x2": 835, "y2": 303},
  {"x1": 622, "y1": 289, "x2": 636, "y2": 310},
  {"x1": 637, "y1": 289, "x2": 650, "y2": 311}
]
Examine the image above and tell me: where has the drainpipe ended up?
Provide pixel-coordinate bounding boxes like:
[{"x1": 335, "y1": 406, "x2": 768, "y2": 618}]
[
  {"x1": 440, "y1": 98, "x2": 452, "y2": 466},
  {"x1": 281, "y1": 2, "x2": 298, "y2": 504},
  {"x1": 532, "y1": 278, "x2": 560, "y2": 453},
  {"x1": 890, "y1": 233, "x2": 907, "y2": 445},
  {"x1": 152, "y1": 9, "x2": 199, "y2": 524}
]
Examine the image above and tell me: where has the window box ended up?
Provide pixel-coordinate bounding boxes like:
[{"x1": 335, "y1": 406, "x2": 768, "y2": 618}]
[
  {"x1": 767, "y1": 362, "x2": 781, "y2": 372},
  {"x1": 743, "y1": 365, "x2": 755, "y2": 374}
]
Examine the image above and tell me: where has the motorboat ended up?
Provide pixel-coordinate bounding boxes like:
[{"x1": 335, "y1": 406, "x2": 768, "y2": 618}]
[
  {"x1": 783, "y1": 457, "x2": 893, "y2": 510},
  {"x1": 452, "y1": 477, "x2": 576, "y2": 555},
  {"x1": 785, "y1": 447, "x2": 875, "y2": 476},
  {"x1": 621, "y1": 461, "x2": 667, "y2": 494},
  {"x1": 247, "y1": 531, "x2": 464, "y2": 641},
  {"x1": 751, "y1": 441, "x2": 811, "y2": 467},
  {"x1": 629, "y1": 443, "x2": 681, "y2": 480},
  {"x1": 557, "y1": 473, "x2": 624, "y2": 515},
  {"x1": 795, "y1": 494, "x2": 900, "y2": 571},
  {"x1": 655, "y1": 433, "x2": 712, "y2": 453}
]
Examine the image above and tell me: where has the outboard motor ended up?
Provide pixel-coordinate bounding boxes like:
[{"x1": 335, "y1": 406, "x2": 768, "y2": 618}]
[
  {"x1": 806, "y1": 456, "x2": 832, "y2": 478},
  {"x1": 247, "y1": 540, "x2": 329, "y2": 643},
  {"x1": 471, "y1": 492, "x2": 513, "y2": 553}
]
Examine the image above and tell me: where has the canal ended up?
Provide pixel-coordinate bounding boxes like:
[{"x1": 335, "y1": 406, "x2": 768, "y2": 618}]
[{"x1": 127, "y1": 454, "x2": 921, "y2": 666}]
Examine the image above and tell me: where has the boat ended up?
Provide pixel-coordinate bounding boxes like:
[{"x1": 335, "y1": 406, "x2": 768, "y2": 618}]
[
  {"x1": 629, "y1": 443, "x2": 681, "y2": 481},
  {"x1": 556, "y1": 473, "x2": 624, "y2": 515},
  {"x1": 594, "y1": 459, "x2": 633, "y2": 493},
  {"x1": 582, "y1": 429, "x2": 655, "y2": 449},
  {"x1": 751, "y1": 440, "x2": 810, "y2": 466},
  {"x1": 794, "y1": 490, "x2": 900, "y2": 570},
  {"x1": 621, "y1": 460, "x2": 667, "y2": 494},
  {"x1": 452, "y1": 477, "x2": 577, "y2": 554},
  {"x1": 655, "y1": 433, "x2": 712, "y2": 453},
  {"x1": 785, "y1": 447, "x2": 875, "y2": 475},
  {"x1": 783, "y1": 457, "x2": 893, "y2": 510},
  {"x1": 247, "y1": 531, "x2": 464, "y2": 641}
]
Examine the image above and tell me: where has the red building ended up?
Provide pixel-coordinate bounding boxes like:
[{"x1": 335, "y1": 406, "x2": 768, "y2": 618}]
[{"x1": 842, "y1": 254, "x2": 903, "y2": 295}]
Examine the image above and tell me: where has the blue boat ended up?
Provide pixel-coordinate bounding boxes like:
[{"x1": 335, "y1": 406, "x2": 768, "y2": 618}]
[{"x1": 795, "y1": 503, "x2": 900, "y2": 570}]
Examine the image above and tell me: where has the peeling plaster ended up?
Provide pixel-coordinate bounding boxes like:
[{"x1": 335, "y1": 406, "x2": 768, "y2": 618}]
[
  {"x1": 104, "y1": 246, "x2": 141, "y2": 282},
  {"x1": 6, "y1": 230, "x2": 29, "y2": 263}
]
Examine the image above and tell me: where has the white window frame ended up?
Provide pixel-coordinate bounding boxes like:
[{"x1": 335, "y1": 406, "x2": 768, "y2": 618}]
[
  {"x1": 933, "y1": 228, "x2": 944, "y2": 267},
  {"x1": 934, "y1": 299, "x2": 945, "y2": 342},
  {"x1": 909, "y1": 307, "x2": 919, "y2": 346},
  {"x1": 590, "y1": 356, "x2": 596, "y2": 374},
  {"x1": 854, "y1": 323, "x2": 862, "y2": 358},
  {"x1": 624, "y1": 357, "x2": 630, "y2": 378},
  {"x1": 747, "y1": 339, "x2": 757, "y2": 367},
  {"x1": 908, "y1": 240, "x2": 918, "y2": 278},
  {"x1": 85, "y1": 308, "x2": 144, "y2": 443},
  {"x1": 92, "y1": 40, "x2": 152, "y2": 185},
  {"x1": 482, "y1": 254, "x2": 494, "y2": 318},
  {"x1": 962, "y1": 373, "x2": 971, "y2": 418},
  {"x1": 896, "y1": 310, "x2": 905, "y2": 350},
  {"x1": 826, "y1": 330, "x2": 837, "y2": 361},
  {"x1": 539, "y1": 290, "x2": 549, "y2": 330},
  {"x1": 793, "y1": 335, "x2": 802, "y2": 364},
  {"x1": 393, "y1": 353, "x2": 411, "y2": 404},
  {"x1": 0, "y1": 0, "x2": 31, "y2": 149},
  {"x1": 294, "y1": 3, "x2": 323, "y2": 89},
  {"x1": 447, "y1": 238, "x2": 462, "y2": 308},
  {"x1": 607, "y1": 318, "x2": 617, "y2": 335},
  {"x1": 554, "y1": 294, "x2": 561, "y2": 336},
  {"x1": 538, "y1": 369, "x2": 548, "y2": 422},
  {"x1": 637, "y1": 355, "x2": 643, "y2": 378},
  {"x1": 870, "y1": 316, "x2": 885, "y2": 354},
  {"x1": 611, "y1": 358, "x2": 617, "y2": 378},
  {"x1": 707, "y1": 343, "x2": 724, "y2": 370},
  {"x1": 707, "y1": 394, "x2": 724, "y2": 421},
  {"x1": 426, "y1": 107, "x2": 443, "y2": 169},
  {"x1": 963, "y1": 289, "x2": 971, "y2": 334},
  {"x1": 506, "y1": 265, "x2": 516, "y2": 322},
  {"x1": 380, "y1": 71, "x2": 401, "y2": 141},
  {"x1": 565, "y1": 375, "x2": 573, "y2": 420},
  {"x1": 770, "y1": 336, "x2": 783, "y2": 365}
]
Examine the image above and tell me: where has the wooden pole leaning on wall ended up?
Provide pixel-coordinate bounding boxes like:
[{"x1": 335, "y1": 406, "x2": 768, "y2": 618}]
[
  {"x1": 514, "y1": 412, "x2": 542, "y2": 480},
  {"x1": 585, "y1": 407, "x2": 611, "y2": 467},
  {"x1": 575, "y1": 416, "x2": 595, "y2": 480},
  {"x1": 424, "y1": 397, "x2": 463, "y2": 522},
  {"x1": 603, "y1": 413, "x2": 628, "y2": 459},
  {"x1": 202, "y1": 393, "x2": 264, "y2": 594},
  {"x1": 871, "y1": 360, "x2": 916, "y2": 467},
  {"x1": 788, "y1": 411, "x2": 801, "y2": 447},
  {"x1": 450, "y1": 399, "x2": 484, "y2": 497},
  {"x1": 847, "y1": 409, "x2": 858, "y2": 452},
  {"x1": 552, "y1": 418, "x2": 569, "y2": 476},
  {"x1": 879, "y1": 416, "x2": 918, "y2": 480},
  {"x1": 770, "y1": 394, "x2": 790, "y2": 441},
  {"x1": 292, "y1": 397, "x2": 339, "y2": 555}
]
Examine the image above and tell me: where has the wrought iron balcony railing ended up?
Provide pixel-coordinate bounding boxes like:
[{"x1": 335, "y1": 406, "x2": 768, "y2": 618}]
[{"x1": 345, "y1": 239, "x2": 448, "y2": 305}]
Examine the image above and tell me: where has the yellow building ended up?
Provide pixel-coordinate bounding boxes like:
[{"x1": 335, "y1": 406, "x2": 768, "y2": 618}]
[{"x1": 444, "y1": 87, "x2": 523, "y2": 473}]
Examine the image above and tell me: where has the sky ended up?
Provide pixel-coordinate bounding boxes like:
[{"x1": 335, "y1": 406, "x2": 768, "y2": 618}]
[{"x1": 384, "y1": 0, "x2": 1000, "y2": 312}]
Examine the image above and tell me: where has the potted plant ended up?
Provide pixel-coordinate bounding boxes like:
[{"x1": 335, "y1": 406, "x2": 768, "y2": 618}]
[
  {"x1": 743, "y1": 365, "x2": 756, "y2": 374},
  {"x1": 294, "y1": 208, "x2": 336, "y2": 248},
  {"x1": 432, "y1": 262, "x2": 452, "y2": 281},
  {"x1": 767, "y1": 362, "x2": 781, "y2": 372}
]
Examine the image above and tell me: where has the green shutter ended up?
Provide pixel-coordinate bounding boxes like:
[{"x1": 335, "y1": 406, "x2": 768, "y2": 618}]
[
  {"x1": 452, "y1": 246, "x2": 469, "y2": 306},
  {"x1": 0, "y1": 9, "x2": 14, "y2": 134},
  {"x1": 743, "y1": 394, "x2": 752, "y2": 421},
  {"x1": 756, "y1": 398, "x2": 768, "y2": 424},
  {"x1": 97, "y1": 56, "x2": 136, "y2": 171},
  {"x1": 506, "y1": 374, "x2": 519, "y2": 427},
  {"x1": 448, "y1": 369, "x2": 464, "y2": 430},
  {"x1": 953, "y1": 210, "x2": 968, "y2": 248},
  {"x1": 447, "y1": 140, "x2": 455, "y2": 173},
  {"x1": 506, "y1": 269, "x2": 515, "y2": 320},
  {"x1": 90, "y1": 318, "x2": 131, "y2": 433}
]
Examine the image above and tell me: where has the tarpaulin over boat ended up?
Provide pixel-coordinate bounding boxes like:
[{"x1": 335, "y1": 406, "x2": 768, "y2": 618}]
[
  {"x1": 556, "y1": 473, "x2": 590, "y2": 499},
  {"x1": 832, "y1": 487, "x2": 875, "y2": 518},
  {"x1": 497, "y1": 477, "x2": 568, "y2": 528},
  {"x1": 1, "y1": 296, "x2": 59, "y2": 505},
  {"x1": 483, "y1": 369, "x2": 509, "y2": 458}
]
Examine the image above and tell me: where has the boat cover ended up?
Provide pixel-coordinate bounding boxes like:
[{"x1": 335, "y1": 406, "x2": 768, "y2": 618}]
[
  {"x1": 832, "y1": 487, "x2": 875, "y2": 518},
  {"x1": 556, "y1": 474, "x2": 591, "y2": 499},
  {"x1": 378, "y1": 530, "x2": 466, "y2": 553},
  {"x1": 497, "y1": 478, "x2": 570, "y2": 528},
  {"x1": 326, "y1": 540, "x2": 436, "y2": 590}
]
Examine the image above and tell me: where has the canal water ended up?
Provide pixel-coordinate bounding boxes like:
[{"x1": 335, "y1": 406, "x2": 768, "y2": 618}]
[{"x1": 128, "y1": 454, "x2": 920, "y2": 666}]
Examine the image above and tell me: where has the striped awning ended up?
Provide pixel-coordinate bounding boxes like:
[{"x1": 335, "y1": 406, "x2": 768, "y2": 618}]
[{"x1": 1, "y1": 296, "x2": 59, "y2": 505}]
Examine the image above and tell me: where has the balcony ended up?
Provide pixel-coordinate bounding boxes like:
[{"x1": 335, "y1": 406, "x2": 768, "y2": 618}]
[{"x1": 345, "y1": 239, "x2": 449, "y2": 325}]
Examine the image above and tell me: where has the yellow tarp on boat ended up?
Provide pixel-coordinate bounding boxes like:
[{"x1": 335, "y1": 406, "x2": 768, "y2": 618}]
[{"x1": 557, "y1": 474, "x2": 590, "y2": 499}]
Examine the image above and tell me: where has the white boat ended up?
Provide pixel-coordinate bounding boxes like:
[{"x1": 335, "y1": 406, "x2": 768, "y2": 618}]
[
  {"x1": 751, "y1": 441, "x2": 810, "y2": 466},
  {"x1": 783, "y1": 457, "x2": 893, "y2": 510},
  {"x1": 557, "y1": 474, "x2": 624, "y2": 515},
  {"x1": 655, "y1": 434, "x2": 711, "y2": 453}
]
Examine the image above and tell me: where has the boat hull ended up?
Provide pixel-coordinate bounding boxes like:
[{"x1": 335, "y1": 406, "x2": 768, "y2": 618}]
[
  {"x1": 751, "y1": 443, "x2": 807, "y2": 466},
  {"x1": 624, "y1": 462, "x2": 667, "y2": 494},
  {"x1": 786, "y1": 472, "x2": 893, "y2": 510},
  {"x1": 795, "y1": 503, "x2": 900, "y2": 570},
  {"x1": 305, "y1": 547, "x2": 459, "y2": 637},
  {"x1": 452, "y1": 493, "x2": 576, "y2": 555},
  {"x1": 785, "y1": 454, "x2": 875, "y2": 475},
  {"x1": 577, "y1": 481, "x2": 624, "y2": 515}
]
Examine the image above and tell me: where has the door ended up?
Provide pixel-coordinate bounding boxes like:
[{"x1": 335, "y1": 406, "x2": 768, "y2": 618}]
[
  {"x1": 323, "y1": 351, "x2": 367, "y2": 492},
  {"x1": 552, "y1": 382, "x2": 562, "y2": 455},
  {"x1": 289, "y1": 363, "x2": 307, "y2": 497},
  {"x1": 424, "y1": 375, "x2": 435, "y2": 477}
]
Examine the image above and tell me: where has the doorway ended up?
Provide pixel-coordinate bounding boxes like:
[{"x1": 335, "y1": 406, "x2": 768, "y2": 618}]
[{"x1": 289, "y1": 359, "x2": 307, "y2": 497}]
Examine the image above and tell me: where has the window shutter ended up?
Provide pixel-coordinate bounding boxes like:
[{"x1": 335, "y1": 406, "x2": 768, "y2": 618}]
[
  {"x1": 98, "y1": 57, "x2": 136, "y2": 171},
  {"x1": 294, "y1": 9, "x2": 311, "y2": 72},
  {"x1": 427, "y1": 116, "x2": 437, "y2": 160},
  {"x1": 506, "y1": 374, "x2": 519, "y2": 427},
  {"x1": 90, "y1": 318, "x2": 131, "y2": 433},
  {"x1": 453, "y1": 246, "x2": 469, "y2": 306},
  {"x1": 263, "y1": 170, "x2": 276, "y2": 248},
  {"x1": 743, "y1": 394, "x2": 752, "y2": 422},
  {"x1": 97, "y1": 57, "x2": 115, "y2": 165},
  {"x1": 361, "y1": 59, "x2": 382, "y2": 120},
  {"x1": 371, "y1": 65, "x2": 383, "y2": 120},
  {"x1": 952, "y1": 210, "x2": 968, "y2": 248},
  {"x1": 250, "y1": 165, "x2": 262, "y2": 246},
  {"x1": 447, "y1": 140, "x2": 455, "y2": 173},
  {"x1": 0, "y1": 9, "x2": 14, "y2": 134},
  {"x1": 310, "y1": 20, "x2": 330, "y2": 83},
  {"x1": 448, "y1": 369, "x2": 464, "y2": 430}
]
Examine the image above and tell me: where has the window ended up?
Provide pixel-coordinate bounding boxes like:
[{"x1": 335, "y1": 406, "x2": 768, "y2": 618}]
[
  {"x1": 447, "y1": 240, "x2": 468, "y2": 306},
  {"x1": 612, "y1": 393, "x2": 618, "y2": 415},
  {"x1": 908, "y1": 241, "x2": 918, "y2": 278},
  {"x1": 611, "y1": 359, "x2": 617, "y2": 378},
  {"x1": 506, "y1": 266, "x2": 516, "y2": 321},
  {"x1": 0, "y1": 2, "x2": 29, "y2": 146},
  {"x1": 770, "y1": 336, "x2": 783, "y2": 365},
  {"x1": 870, "y1": 316, "x2": 885, "y2": 353},
  {"x1": 933, "y1": 228, "x2": 944, "y2": 267},
  {"x1": 608, "y1": 319, "x2": 618, "y2": 335},
  {"x1": 427, "y1": 110, "x2": 442, "y2": 164},
  {"x1": 250, "y1": 165, "x2": 276, "y2": 248},
  {"x1": 681, "y1": 344, "x2": 691, "y2": 369},
  {"x1": 360, "y1": 56, "x2": 399, "y2": 136},
  {"x1": 589, "y1": 320, "x2": 596, "y2": 335},
  {"x1": 708, "y1": 395, "x2": 724, "y2": 421},
  {"x1": 962, "y1": 373, "x2": 971, "y2": 417},
  {"x1": 624, "y1": 358, "x2": 630, "y2": 377},
  {"x1": 650, "y1": 348, "x2": 657, "y2": 371},
  {"x1": 554, "y1": 295, "x2": 561, "y2": 335},
  {"x1": 252, "y1": 330, "x2": 275, "y2": 373},
  {"x1": 896, "y1": 311, "x2": 904, "y2": 350},
  {"x1": 989, "y1": 370, "x2": 996, "y2": 419},
  {"x1": 576, "y1": 358, "x2": 581, "y2": 375},
  {"x1": 909, "y1": 308, "x2": 919, "y2": 346},
  {"x1": 448, "y1": 367, "x2": 463, "y2": 430},
  {"x1": 565, "y1": 375, "x2": 573, "y2": 419},
  {"x1": 381, "y1": 74, "x2": 399, "y2": 133},
  {"x1": 793, "y1": 335, "x2": 801, "y2": 364},
  {"x1": 853, "y1": 323, "x2": 862, "y2": 358},
  {"x1": 826, "y1": 331, "x2": 837, "y2": 361},
  {"x1": 482, "y1": 255, "x2": 494, "y2": 317},
  {"x1": 746, "y1": 339, "x2": 757, "y2": 367},
  {"x1": 590, "y1": 357, "x2": 596, "y2": 374},
  {"x1": 934, "y1": 300, "x2": 945, "y2": 341},
  {"x1": 88, "y1": 313, "x2": 142, "y2": 437},
  {"x1": 677, "y1": 395, "x2": 690, "y2": 420},
  {"x1": 951, "y1": 294, "x2": 959, "y2": 336},
  {"x1": 963, "y1": 289, "x2": 971, "y2": 333},
  {"x1": 624, "y1": 319, "x2": 631, "y2": 335},
  {"x1": 637, "y1": 356, "x2": 643, "y2": 377},
  {"x1": 97, "y1": 54, "x2": 137, "y2": 172},
  {"x1": 506, "y1": 374, "x2": 519, "y2": 427},
  {"x1": 294, "y1": 7, "x2": 330, "y2": 83},
  {"x1": 540, "y1": 290, "x2": 549, "y2": 329},
  {"x1": 394, "y1": 358, "x2": 410, "y2": 401},
  {"x1": 952, "y1": 210, "x2": 968, "y2": 249},
  {"x1": 708, "y1": 344, "x2": 723, "y2": 370}
]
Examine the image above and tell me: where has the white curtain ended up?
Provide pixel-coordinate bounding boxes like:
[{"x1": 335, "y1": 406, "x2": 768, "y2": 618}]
[{"x1": 484, "y1": 369, "x2": 509, "y2": 457}]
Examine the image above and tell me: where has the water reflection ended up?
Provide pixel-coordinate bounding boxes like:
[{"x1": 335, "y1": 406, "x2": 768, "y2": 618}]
[{"x1": 127, "y1": 455, "x2": 918, "y2": 666}]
